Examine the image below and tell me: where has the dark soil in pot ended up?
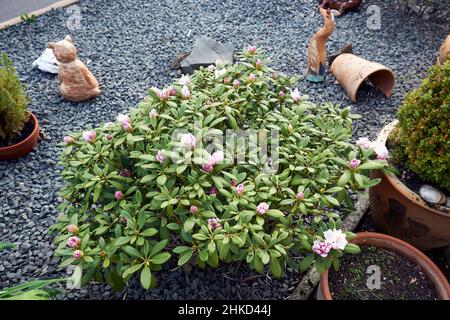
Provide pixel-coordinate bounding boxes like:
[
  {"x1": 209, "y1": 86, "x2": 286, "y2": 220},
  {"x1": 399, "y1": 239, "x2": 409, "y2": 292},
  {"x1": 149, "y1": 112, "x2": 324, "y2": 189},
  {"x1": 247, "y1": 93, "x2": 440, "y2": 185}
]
[
  {"x1": 328, "y1": 245, "x2": 439, "y2": 300},
  {"x1": 356, "y1": 212, "x2": 450, "y2": 282},
  {"x1": 0, "y1": 116, "x2": 34, "y2": 148}
]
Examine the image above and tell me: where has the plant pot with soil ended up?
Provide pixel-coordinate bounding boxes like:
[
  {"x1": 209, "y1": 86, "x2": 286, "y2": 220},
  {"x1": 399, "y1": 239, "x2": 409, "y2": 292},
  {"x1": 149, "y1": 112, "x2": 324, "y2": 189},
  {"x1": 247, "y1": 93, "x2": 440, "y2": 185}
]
[
  {"x1": 0, "y1": 52, "x2": 39, "y2": 160},
  {"x1": 369, "y1": 60, "x2": 450, "y2": 251},
  {"x1": 317, "y1": 232, "x2": 450, "y2": 300}
]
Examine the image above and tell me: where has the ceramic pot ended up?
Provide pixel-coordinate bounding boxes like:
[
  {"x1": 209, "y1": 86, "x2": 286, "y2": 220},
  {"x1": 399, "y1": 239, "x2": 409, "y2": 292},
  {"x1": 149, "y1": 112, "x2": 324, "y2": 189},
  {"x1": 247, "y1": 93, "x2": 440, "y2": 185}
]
[
  {"x1": 369, "y1": 120, "x2": 450, "y2": 251},
  {"x1": 0, "y1": 112, "x2": 39, "y2": 160},
  {"x1": 317, "y1": 232, "x2": 450, "y2": 300},
  {"x1": 438, "y1": 34, "x2": 450, "y2": 65},
  {"x1": 331, "y1": 53, "x2": 396, "y2": 102}
]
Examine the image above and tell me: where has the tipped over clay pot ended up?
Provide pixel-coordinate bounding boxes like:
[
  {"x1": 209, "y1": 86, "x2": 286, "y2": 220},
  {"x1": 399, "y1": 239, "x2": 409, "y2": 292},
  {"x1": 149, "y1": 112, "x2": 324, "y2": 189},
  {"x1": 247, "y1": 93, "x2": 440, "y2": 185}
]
[
  {"x1": 331, "y1": 53, "x2": 396, "y2": 102},
  {"x1": 438, "y1": 35, "x2": 450, "y2": 65}
]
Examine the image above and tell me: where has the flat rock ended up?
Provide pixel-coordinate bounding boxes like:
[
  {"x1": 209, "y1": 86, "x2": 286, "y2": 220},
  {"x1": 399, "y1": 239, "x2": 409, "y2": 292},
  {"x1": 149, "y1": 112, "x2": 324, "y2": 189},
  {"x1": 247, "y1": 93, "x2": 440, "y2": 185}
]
[
  {"x1": 180, "y1": 36, "x2": 234, "y2": 74},
  {"x1": 419, "y1": 184, "x2": 447, "y2": 205}
]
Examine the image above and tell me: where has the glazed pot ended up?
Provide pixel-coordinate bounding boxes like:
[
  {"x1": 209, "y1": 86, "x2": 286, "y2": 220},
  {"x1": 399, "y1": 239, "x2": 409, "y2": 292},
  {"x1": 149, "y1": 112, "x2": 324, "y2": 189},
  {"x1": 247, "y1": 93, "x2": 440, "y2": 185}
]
[
  {"x1": 330, "y1": 53, "x2": 396, "y2": 102},
  {"x1": 438, "y1": 34, "x2": 450, "y2": 65},
  {"x1": 369, "y1": 120, "x2": 450, "y2": 251},
  {"x1": 317, "y1": 232, "x2": 450, "y2": 300},
  {"x1": 0, "y1": 112, "x2": 39, "y2": 160}
]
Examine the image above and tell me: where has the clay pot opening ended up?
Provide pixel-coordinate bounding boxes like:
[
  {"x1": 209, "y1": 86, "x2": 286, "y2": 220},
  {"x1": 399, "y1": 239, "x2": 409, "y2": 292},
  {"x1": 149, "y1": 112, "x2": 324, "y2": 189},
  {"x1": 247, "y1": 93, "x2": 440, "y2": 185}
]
[
  {"x1": 331, "y1": 53, "x2": 396, "y2": 102},
  {"x1": 0, "y1": 112, "x2": 39, "y2": 160}
]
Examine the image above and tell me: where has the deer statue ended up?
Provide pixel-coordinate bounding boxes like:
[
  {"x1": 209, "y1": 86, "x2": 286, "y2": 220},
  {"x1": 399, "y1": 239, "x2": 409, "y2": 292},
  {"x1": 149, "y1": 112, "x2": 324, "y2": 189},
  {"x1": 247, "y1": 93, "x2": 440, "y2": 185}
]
[{"x1": 306, "y1": 7, "x2": 340, "y2": 82}]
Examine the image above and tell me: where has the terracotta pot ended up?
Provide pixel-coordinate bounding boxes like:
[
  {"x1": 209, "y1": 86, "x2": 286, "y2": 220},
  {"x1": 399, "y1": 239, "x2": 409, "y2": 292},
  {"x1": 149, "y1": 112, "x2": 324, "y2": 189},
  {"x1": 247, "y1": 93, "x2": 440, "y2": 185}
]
[
  {"x1": 369, "y1": 120, "x2": 450, "y2": 251},
  {"x1": 438, "y1": 34, "x2": 450, "y2": 65},
  {"x1": 318, "y1": 232, "x2": 450, "y2": 300},
  {"x1": 330, "y1": 53, "x2": 396, "y2": 102},
  {"x1": 0, "y1": 112, "x2": 39, "y2": 160}
]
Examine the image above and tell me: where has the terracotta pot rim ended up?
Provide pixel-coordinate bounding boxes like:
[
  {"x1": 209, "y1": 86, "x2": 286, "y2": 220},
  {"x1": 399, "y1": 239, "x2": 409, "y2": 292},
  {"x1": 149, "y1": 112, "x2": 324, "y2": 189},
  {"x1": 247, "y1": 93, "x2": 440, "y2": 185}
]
[
  {"x1": 0, "y1": 112, "x2": 38, "y2": 153},
  {"x1": 377, "y1": 120, "x2": 448, "y2": 218},
  {"x1": 320, "y1": 232, "x2": 450, "y2": 300}
]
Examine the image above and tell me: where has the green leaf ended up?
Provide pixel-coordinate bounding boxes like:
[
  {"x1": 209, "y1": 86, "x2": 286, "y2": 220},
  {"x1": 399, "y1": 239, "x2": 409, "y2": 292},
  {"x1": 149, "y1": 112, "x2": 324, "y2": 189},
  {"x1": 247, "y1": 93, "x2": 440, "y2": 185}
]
[
  {"x1": 157, "y1": 174, "x2": 167, "y2": 186},
  {"x1": 140, "y1": 266, "x2": 151, "y2": 289},
  {"x1": 122, "y1": 246, "x2": 142, "y2": 258},
  {"x1": 193, "y1": 233, "x2": 208, "y2": 241},
  {"x1": 266, "y1": 209, "x2": 284, "y2": 218},
  {"x1": 142, "y1": 228, "x2": 158, "y2": 237},
  {"x1": 122, "y1": 264, "x2": 143, "y2": 279},
  {"x1": 269, "y1": 257, "x2": 282, "y2": 278},
  {"x1": 177, "y1": 250, "x2": 193, "y2": 266},
  {"x1": 337, "y1": 171, "x2": 351, "y2": 187},
  {"x1": 151, "y1": 252, "x2": 171, "y2": 264},
  {"x1": 299, "y1": 254, "x2": 315, "y2": 271},
  {"x1": 344, "y1": 243, "x2": 360, "y2": 254},
  {"x1": 150, "y1": 239, "x2": 169, "y2": 257}
]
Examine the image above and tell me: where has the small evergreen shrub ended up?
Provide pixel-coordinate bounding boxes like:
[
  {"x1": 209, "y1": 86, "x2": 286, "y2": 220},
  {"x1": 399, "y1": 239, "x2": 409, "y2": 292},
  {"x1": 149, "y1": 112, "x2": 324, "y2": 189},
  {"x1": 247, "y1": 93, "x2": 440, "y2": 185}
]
[
  {"x1": 51, "y1": 48, "x2": 388, "y2": 290},
  {"x1": 397, "y1": 60, "x2": 450, "y2": 190},
  {"x1": 0, "y1": 52, "x2": 29, "y2": 142}
]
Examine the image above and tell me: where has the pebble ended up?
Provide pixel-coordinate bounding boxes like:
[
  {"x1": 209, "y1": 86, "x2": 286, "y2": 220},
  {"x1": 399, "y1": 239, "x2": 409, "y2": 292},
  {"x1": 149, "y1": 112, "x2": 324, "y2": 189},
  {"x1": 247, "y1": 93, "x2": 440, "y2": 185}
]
[{"x1": 419, "y1": 185, "x2": 447, "y2": 205}]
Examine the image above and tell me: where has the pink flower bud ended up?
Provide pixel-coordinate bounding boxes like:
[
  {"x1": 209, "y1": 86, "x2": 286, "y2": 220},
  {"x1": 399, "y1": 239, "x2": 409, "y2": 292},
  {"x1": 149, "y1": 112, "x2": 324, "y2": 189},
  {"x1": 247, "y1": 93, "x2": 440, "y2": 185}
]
[
  {"x1": 115, "y1": 190, "x2": 124, "y2": 200},
  {"x1": 64, "y1": 136, "x2": 74, "y2": 145},
  {"x1": 67, "y1": 236, "x2": 81, "y2": 248},
  {"x1": 181, "y1": 85, "x2": 190, "y2": 99},
  {"x1": 256, "y1": 202, "x2": 269, "y2": 215},
  {"x1": 122, "y1": 121, "x2": 132, "y2": 132},
  {"x1": 190, "y1": 205, "x2": 198, "y2": 214},
  {"x1": 248, "y1": 73, "x2": 256, "y2": 82},
  {"x1": 248, "y1": 45, "x2": 257, "y2": 54},
  {"x1": 233, "y1": 79, "x2": 240, "y2": 90},
  {"x1": 149, "y1": 109, "x2": 158, "y2": 118},
  {"x1": 156, "y1": 150, "x2": 165, "y2": 164},
  {"x1": 168, "y1": 86, "x2": 177, "y2": 96},
  {"x1": 235, "y1": 184, "x2": 244, "y2": 196},
  {"x1": 255, "y1": 59, "x2": 262, "y2": 70},
  {"x1": 202, "y1": 163, "x2": 214, "y2": 173},
  {"x1": 291, "y1": 88, "x2": 301, "y2": 102},
  {"x1": 209, "y1": 186, "x2": 218, "y2": 195},
  {"x1": 224, "y1": 77, "x2": 231, "y2": 84},
  {"x1": 67, "y1": 224, "x2": 79, "y2": 234},
  {"x1": 356, "y1": 137, "x2": 371, "y2": 150},
  {"x1": 371, "y1": 142, "x2": 389, "y2": 160},
  {"x1": 73, "y1": 250, "x2": 84, "y2": 260},
  {"x1": 208, "y1": 218, "x2": 221, "y2": 230},
  {"x1": 181, "y1": 133, "x2": 197, "y2": 149},
  {"x1": 349, "y1": 158, "x2": 361, "y2": 170},
  {"x1": 279, "y1": 91, "x2": 285, "y2": 98},
  {"x1": 231, "y1": 179, "x2": 237, "y2": 187},
  {"x1": 272, "y1": 72, "x2": 279, "y2": 80},
  {"x1": 117, "y1": 114, "x2": 131, "y2": 125},
  {"x1": 312, "y1": 240, "x2": 332, "y2": 258},
  {"x1": 104, "y1": 134, "x2": 113, "y2": 141},
  {"x1": 296, "y1": 192, "x2": 304, "y2": 201},
  {"x1": 82, "y1": 130, "x2": 96, "y2": 143}
]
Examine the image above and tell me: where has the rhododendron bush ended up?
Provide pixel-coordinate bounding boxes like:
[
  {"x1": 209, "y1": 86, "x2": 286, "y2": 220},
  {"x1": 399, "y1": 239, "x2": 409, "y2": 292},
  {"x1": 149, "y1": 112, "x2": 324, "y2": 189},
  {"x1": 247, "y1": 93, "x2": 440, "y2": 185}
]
[{"x1": 51, "y1": 48, "x2": 389, "y2": 290}]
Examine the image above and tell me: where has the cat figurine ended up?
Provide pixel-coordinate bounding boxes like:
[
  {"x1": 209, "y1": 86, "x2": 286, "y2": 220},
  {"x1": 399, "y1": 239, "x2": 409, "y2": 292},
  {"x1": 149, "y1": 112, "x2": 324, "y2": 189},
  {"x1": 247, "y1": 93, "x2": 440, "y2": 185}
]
[{"x1": 48, "y1": 35, "x2": 100, "y2": 102}]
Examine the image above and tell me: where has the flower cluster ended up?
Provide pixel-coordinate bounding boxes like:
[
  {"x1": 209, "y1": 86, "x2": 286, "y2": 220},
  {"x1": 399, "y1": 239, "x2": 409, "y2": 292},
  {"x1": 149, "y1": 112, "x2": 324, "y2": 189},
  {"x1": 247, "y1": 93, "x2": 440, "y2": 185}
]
[{"x1": 356, "y1": 137, "x2": 389, "y2": 160}]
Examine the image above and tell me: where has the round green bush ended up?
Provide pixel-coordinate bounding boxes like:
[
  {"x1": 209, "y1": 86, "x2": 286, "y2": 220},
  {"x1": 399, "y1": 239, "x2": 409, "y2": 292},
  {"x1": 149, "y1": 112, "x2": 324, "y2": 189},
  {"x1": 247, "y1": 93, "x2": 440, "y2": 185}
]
[
  {"x1": 51, "y1": 48, "x2": 387, "y2": 290},
  {"x1": 397, "y1": 60, "x2": 450, "y2": 190}
]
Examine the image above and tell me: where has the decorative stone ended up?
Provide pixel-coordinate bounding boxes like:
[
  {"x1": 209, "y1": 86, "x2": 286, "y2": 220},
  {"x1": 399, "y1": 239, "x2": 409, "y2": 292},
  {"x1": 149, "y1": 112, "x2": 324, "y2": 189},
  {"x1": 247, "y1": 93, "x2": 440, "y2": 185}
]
[
  {"x1": 32, "y1": 48, "x2": 59, "y2": 74},
  {"x1": 180, "y1": 36, "x2": 234, "y2": 74},
  {"x1": 446, "y1": 197, "x2": 450, "y2": 208},
  {"x1": 419, "y1": 185, "x2": 447, "y2": 205},
  {"x1": 48, "y1": 35, "x2": 100, "y2": 102},
  {"x1": 306, "y1": 8, "x2": 340, "y2": 82}
]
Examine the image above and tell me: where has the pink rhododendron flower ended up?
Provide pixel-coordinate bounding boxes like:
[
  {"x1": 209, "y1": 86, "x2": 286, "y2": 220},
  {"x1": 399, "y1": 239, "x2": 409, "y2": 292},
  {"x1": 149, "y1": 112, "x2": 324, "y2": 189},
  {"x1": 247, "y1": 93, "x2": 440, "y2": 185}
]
[
  {"x1": 248, "y1": 45, "x2": 257, "y2": 54},
  {"x1": 279, "y1": 91, "x2": 285, "y2": 98},
  {"x1": 256, "y1": 202, "x2": 269, "y2": 215},
  {"x1": 209, "y1": 186, "x2": 218, "y2": 195},
  {"x1": 156, "y1": 150, "x2": 165, "y2": 164},
  {"x1": 323, "y1": 229, "x2": 348, "y2": 250},
  {"x1": 214, "y1": 68, "x2": 227, "y2": 79},
  {"x1": 208, "y1": 218, "x2": 221, "y2": 230},
  {"x1": 149, "y1": 109, "x2": 158, "y2": 118},
  {"x1": 73, "y1": 250, "x2": 84, "y2": 259},
  {"x1": 233, "y1": 79, "x2": 240, "y2": 89},
  {"x1": 67, "y1": 236, "x2": 81, "y2": 248},
  {"x1": 255, "y1": 59, "x2": 262, "y2": 69},
  {"x1": 356, "y1": 137, "x2": 372, "y2": 150},
  {"x1": 235, "y1": 184, "x2": 244, "y2": 196},
  {"x1": 210, "y1": 151, "x2": 224, "y2": 165},
  {"x1": 371, "y1": 141, "x2": 389, "y2": 160},
  {"x1": 231, "y1": 179, "x2": 237, "y2": 187},
  {"x1": 291, "y1": 88, "x2": 301, "y2": 102},
  {"x1": 122, "y1": 121, "x2": 132, "y2": 132},
  {"x1": 117, "y1": 113, "x2": 131, "y2": 125},
  {"x1": 296, "y1": 192, "x2": 304, "y2": 201},
  {"x1": 349, "y1": 158, "x2": 361, "y2": 170},
  {"x1": 153, "y1": 87, "x2": 170, "y2": 101},
  {"x1": 179, "y1": 75, "x2": 191, "y2": 86},
  {"x1": 82, "y1": 130, "x2": 96, "y2": 143},
  {"x1": 312, "y1": 240, "x2": 332, "y2": 257},
  {"x1": 115, "y1": 190, "x2": 124, "y2": 200},
  {"x1": 202, "y1": 163, "x2": 214, "y2": 173},
  {"x1": 167, "y1": 86, "x2": 177, "y2": 96},
  {"x1": 181, "y1": 133, "x2": 197, "y2": 149},
  {"x1": 67, "y1": 224, "x2": 78, "y2": 234},
  {"x1": 181, "y1": 85, "x2": 190, "y2": 99},
  {"x1": 64, "y1": 136, "x2": 74, "y2": 145},
  {"x1": 248, "y1": 73, "x2": 256, "y2": 82},
  {"x1": 190, "y1": 205, "x2": 198, "y2": 214}
]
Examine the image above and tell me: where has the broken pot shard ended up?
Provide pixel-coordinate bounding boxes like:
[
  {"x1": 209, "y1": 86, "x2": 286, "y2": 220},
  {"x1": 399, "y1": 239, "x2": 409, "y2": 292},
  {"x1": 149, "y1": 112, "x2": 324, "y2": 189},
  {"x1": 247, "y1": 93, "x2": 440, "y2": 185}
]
[{"x1": 331, "y1": 53, "x2": 395, "y2": 102}]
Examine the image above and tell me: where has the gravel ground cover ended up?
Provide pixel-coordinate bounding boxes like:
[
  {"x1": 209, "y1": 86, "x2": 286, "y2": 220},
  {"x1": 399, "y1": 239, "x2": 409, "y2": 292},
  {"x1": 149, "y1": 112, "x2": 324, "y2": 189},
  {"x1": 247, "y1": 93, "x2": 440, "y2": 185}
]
[{"x1": 0, "y1": 0, "x2": 448, "y2": 300}]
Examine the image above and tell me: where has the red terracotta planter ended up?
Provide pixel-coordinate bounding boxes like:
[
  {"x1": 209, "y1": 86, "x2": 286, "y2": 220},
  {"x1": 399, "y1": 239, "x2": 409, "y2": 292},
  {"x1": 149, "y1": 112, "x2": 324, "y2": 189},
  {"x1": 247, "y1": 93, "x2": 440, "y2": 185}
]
[
  {"x1": 369, "y1": 120, "x2": 450, "y2": 251},
  {"x1": 0, "y1": 112, "x2": 39, "y2": 160},
  {"x1": 318, "y1": 232, "x2": 450, "y2": 300}
]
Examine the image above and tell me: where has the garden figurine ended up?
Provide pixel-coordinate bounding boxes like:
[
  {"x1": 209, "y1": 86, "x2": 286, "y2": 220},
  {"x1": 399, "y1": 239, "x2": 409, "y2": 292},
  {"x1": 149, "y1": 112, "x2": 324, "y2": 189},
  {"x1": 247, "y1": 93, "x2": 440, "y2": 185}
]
[
  {"x1": 319, "y1": 0, "x2": 362, "y2": 14},
  {"x1": 306, "y1": 8, "x2": 340, "y2": 82},
  {"x1": 48, "y1": 35, "x2": 100, "y2": 102}
]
